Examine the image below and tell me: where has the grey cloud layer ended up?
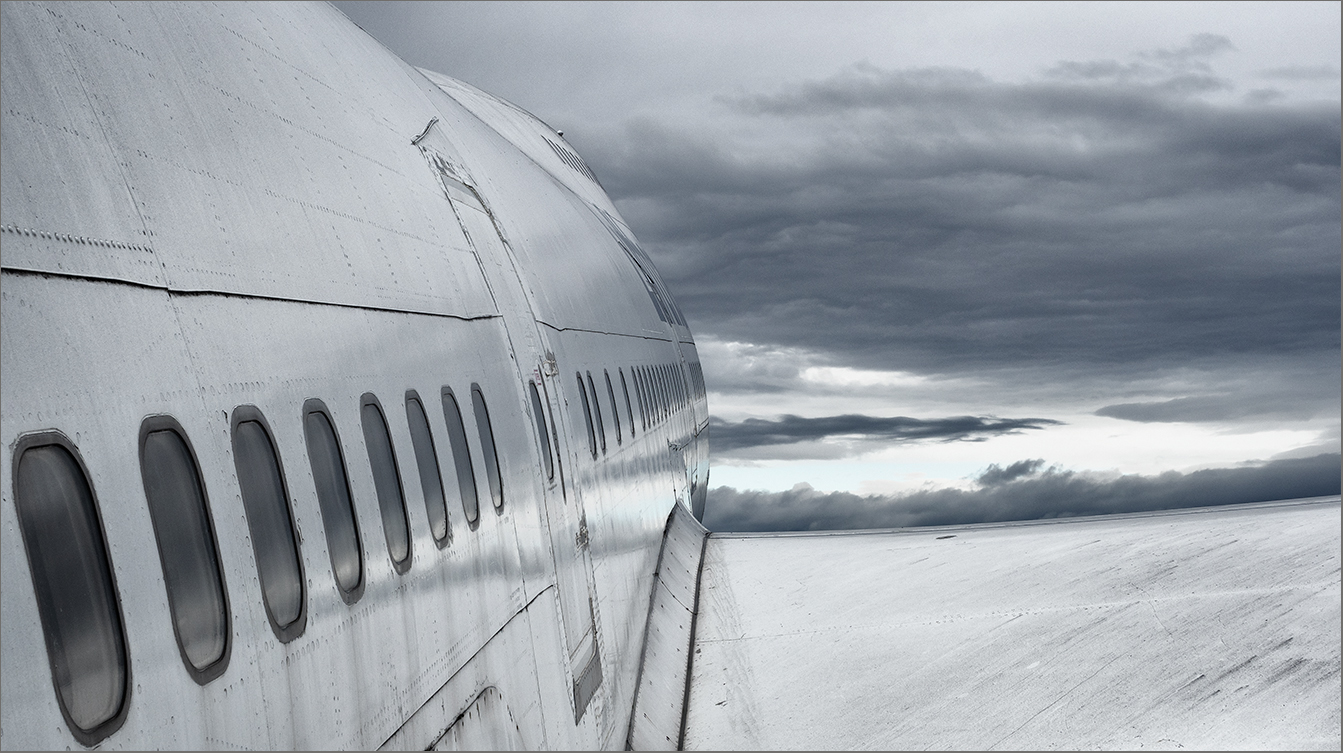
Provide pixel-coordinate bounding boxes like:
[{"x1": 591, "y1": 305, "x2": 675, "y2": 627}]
[
  {"x1": 709, "y1": 413, "x2": 1061, "y2": 454},
  {"x1": 1095, "y1": 392, "x2": 1330, "y2": 423},
  {"x1": 581, "y1": 41, "x2": 1339, "y2": 387},
  {"x1": 704, "y1": 453, "x2": 1341, "y2": 532}
]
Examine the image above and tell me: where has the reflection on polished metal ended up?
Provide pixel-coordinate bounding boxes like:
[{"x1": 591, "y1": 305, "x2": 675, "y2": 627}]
[{"x1": 1, "y1": 2, "x2": 706, "y2": 748}]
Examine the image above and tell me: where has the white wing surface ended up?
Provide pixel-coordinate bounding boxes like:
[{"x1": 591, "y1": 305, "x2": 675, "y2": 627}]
[{"x1": 683, "y1": 497, "x2": 1341, "y2": 750}]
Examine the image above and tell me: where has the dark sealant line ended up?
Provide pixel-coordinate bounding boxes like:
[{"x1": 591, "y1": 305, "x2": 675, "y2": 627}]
[
  {"x1": 0, "y1": 267, "x2": 500, "y2": 322},
  {"x1": 380, "y1": 584, "x2": 557, "y2": 750},
  {"x1": 676, "y1": 528, "x2": 712, "y2": 751},
  {"x1": 536, "y1": 318, "x2": 679, "y2": 343}
]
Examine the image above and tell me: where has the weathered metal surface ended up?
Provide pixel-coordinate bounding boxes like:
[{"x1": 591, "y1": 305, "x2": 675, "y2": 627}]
[
  {"x1": 1, "y1": 2, "x2": 707, "y2": 749},
  {"x1": 684, "y1": 498, "x2": 1342, "y2": 750},
  {"x1": 430, "y1": 686, "x2": 525, "y2": 751},
  {"x1": 627, "y1": 502, "x2": 710, "y2": 750}
]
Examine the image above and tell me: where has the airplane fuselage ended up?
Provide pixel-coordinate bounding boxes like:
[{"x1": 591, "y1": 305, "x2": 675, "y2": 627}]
[{"x1": 1, "y1": 2, "x2": 708, "y2": 748}]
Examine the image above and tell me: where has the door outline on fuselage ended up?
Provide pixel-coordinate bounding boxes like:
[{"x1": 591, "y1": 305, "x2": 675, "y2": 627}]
[
  {"x1": 416, "y1": 123, "x2": 603, "y2": 723},
  {"x1": 532, "y1": 362, "x2": 604, "y2": 723}
]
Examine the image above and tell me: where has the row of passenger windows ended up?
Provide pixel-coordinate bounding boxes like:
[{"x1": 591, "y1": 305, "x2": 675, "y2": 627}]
[
  {"x1": 686, "y1": 361, "x2": 707, "y2": 404},
  {"x1": 13, "y1": 359, "x2": 705, "y2": 745},
  {"x1": 574, "y1": 362, "x2": 697, "y2": 460},
  {"x1": 11, "y1": 384, "x2": 506, "y2": 745}
]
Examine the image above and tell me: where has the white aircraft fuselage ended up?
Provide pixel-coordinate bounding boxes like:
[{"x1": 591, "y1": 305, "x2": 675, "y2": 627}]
[{"x1": 1, "y1": 2, "x2": 708, "y2": 748}]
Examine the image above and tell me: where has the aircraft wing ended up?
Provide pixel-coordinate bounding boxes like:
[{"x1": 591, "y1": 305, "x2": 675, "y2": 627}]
[{"x1": 678, "y1": 497, "x2": 1340, "y2": 750}]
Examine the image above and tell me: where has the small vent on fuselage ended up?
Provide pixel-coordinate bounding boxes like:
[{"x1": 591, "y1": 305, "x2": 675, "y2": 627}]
[{"x1": 545, "y1": 137, "x2": 602, "y2": 186}]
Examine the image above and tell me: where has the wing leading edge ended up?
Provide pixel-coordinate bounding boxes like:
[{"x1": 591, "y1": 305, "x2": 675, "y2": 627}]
[{"x1": 683, "y1": 497, "x2": 1341, "y2": 750}]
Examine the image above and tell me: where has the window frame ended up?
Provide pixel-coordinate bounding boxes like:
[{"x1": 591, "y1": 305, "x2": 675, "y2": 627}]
[
  {"x1": 12, "y1": 430, "x2": 132, "y2": 746},
  {"x1": 138, "y1": 414, "x2": 232, "y2": 684},
  {"x1": 577, "y1": 372, "x2": 597, "y2": 459},
  {"x1": 655, "y1": 365, "x2": 666, "y2": 421},
  {"x1": 230, "y1": 405, "x2": 308, "y2": 643},
  {"x1": 638, "y1": 366, "x2": 650, "y2": 427},
  {"x1": 405, "y1": 390, "x2": 451, "y2": 549},
  {"x1": 538, "y1": 376, "x2": 567, "y2": 487},
  {"x1": 470, "y1": 383, "x2": 505, "y2": 514},
  {"x1": 359, "y1": 393, "x2": 413, "y2": 574},
  {"x1": 586, "y1": 371, "x2": 606, "y2": 454},
  {"x1": 441, "y1": 386, "x2": 482, "y2": 528},
  {"x1": 529, "y1": 380, "x2": 555, "y2": 481},
  {"x1": 619, "y1": 368, "x2": 635, "y2": 439},
  {"x1": 301, "y1": 399, "x2": 366, "y2": 604},
  {"x1": 632, "y1": 366, "x2": 647, "y2": 431},
  {"x1": 604, "y1": 369, "x2": 622, "y2": 445}
]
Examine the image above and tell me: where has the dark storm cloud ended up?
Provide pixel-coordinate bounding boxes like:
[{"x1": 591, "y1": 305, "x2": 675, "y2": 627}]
[
  {"x1": 709, "y1": 414, "x2": 1061, "y2": 453},
  {"x1": 582, "y1": 37, "x2": 1340, "y2": 383},
  {"x1": 976, "y1": 459, "x2": 1046, "y2": 486},
  {"x1": 702, "y1": 453, "x2": 1341, "y2": 532},
  {"x1": 1095, "y1": 392, "x2": 1329, "y2": 423}
]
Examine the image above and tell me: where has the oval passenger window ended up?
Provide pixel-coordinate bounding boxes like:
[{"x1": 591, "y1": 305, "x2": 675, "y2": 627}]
[
  {"x1": 139, "y1": 416, "x2": 231, "y2": 682},
  {"x1": 231, "y1": 407, "x2": 306, "y2": 642},
  {"x1": 605, "y1": 370, "x2": 622, "y2": 444},
  {"x1": 405, "y1": 392, "x2": 450, "y2": 547},
  {"x1": 529, "y1": 381, "x2": 555, "y2": 480},
  {"x1": 586, "y1": 371, "x2": 606, "y2": 453},
  {"x1": 14, "y1": 434, "x2": 130, "y2": 745},
  {"x1": 441, "y1": 387, "x2": 481, "y2": 525},
  {"x1": 302, "y1": 401, "x2": 365, "y2": 603},
  {"x1": 471, "y1": 384, "x2": 505, "y2": 512},
  {"x1": 360, "y1": 394, "x2": 412, "y2": 573},
  {"x1": 577, "y1": 372, "x2": 597, "y2": 459},
  {"x1": 619, "y1": 369, "x2": 635, "y2": 439}
]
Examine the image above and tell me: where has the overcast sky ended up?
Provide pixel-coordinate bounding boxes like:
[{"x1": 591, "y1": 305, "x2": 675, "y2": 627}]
[{"x1": 333, "y1": 1, "x2": 1340, "y2": 528}]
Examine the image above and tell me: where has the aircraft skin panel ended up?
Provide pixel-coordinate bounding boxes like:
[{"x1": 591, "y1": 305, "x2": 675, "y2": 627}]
[
  {"x1": 0, "y1": 273, "x2": 531, "y2": 749},
  {"x1": 627, "y1": 502, "x2": 711, "y2": 751},
  {"x1": 684, "y1": 496, "x2": 1341, "y2": 750},
  {"x1": 2, "y1": 2, "x2": 709, "y2": 749},
  {"x1": 0, "y1": 1, "x2": 498, "y2": 318},
  {"x1": 416, "y1": 69, "x2": 622, "y2": 224}
]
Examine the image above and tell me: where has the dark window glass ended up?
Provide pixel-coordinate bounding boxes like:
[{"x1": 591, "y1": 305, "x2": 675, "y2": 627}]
[
  {"x1": 620, "y1": 369, "x2": 635, "y2": 438},
  {"x1": 360, "y1": 394, "x2": 411, "y2": 572},
  {"x1": 637, "y1": 366, "x2": 649, "y2": 427},
  {"x1": 471, "y1": 385, "x2": 505, "y2": 512},
  {"x1": 655, "y1": 365, "x2": 666, "y2": 420},
  {"x1": 529, "y1": 381, "x2": 555, "y2": 480},
  {"x1": 605, "y1": 370, "x2": 622, "y2": 444},
  {"x1": 655, "y1": 362, "x2": 666, "y2": 413},
  {"x1": 578, "y1": 372, "x2": 597, "y2": 459},
  {"x1": 632, "y1": 366, "x2": 646, "y2": 430},
  {"x1": 140, "y1": 417, "x2": 230, "y2": 682},
  {"x1": 646, "y1": 365, "x2": 655, "y2": 423},
  {"x1": 657, "y1": 367, "x2": 663, "y2": 417},
  {"x1": 587, "y1": 371, "x2": 606, "y2": 453},
  {"x1": 231, "y1": 408, "x2": 306, "y2": 642},
  {"x1": 441, "y1": 387, "x2": 481, "y2": 525},
  {"x1": 302, "y1": 401, "x2": 364, "y2": 603},
  {"x1": 406, "y1": 392, "x2": 450, "y2": 547},
  {"x1": 540, "y1": 378, "x2": 567, "y2": 485},
  {"x1": 14, "y1": 435, "x2": 129, "y2": 744}
]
